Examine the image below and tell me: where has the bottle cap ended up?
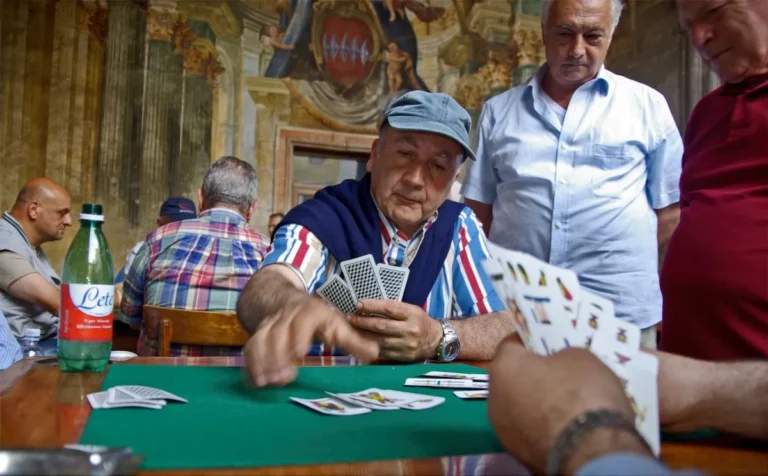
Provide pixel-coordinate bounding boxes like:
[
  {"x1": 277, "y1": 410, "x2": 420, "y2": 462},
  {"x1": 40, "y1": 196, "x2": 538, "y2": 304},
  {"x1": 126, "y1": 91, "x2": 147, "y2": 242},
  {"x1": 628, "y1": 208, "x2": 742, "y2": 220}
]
[
  {"x1": 24, "y1": 328, "x2": 41, "y2": 338},
  {"x1": 80, "y1": 203, "x2": 105, "y2": 222}
]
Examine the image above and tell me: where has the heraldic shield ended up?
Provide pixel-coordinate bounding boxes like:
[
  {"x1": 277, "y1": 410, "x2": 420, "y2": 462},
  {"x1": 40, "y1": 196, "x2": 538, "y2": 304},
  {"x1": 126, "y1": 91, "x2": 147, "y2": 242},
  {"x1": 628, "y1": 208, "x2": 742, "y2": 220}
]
[{"x1": 311, "y1": 0, "x2": 386, "y2": 88}]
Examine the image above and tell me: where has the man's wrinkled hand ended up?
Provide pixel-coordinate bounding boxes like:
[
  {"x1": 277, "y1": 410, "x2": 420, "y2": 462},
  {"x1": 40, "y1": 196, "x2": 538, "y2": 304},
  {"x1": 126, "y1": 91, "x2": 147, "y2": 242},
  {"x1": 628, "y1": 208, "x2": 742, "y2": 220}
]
[
  {"x1": 243, "y1": 296, "x2": 379, "y2": 387},
  {"x1": 347, "y1": 299, "x2": 443, "y2": 361}
]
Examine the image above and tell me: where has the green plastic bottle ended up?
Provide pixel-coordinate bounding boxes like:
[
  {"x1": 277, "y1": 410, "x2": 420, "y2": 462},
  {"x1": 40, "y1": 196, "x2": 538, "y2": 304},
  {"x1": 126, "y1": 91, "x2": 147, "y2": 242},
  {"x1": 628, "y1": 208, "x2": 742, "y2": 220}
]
[{"x1": 58, "y1": 204, "x2": 115, "y2": 372}]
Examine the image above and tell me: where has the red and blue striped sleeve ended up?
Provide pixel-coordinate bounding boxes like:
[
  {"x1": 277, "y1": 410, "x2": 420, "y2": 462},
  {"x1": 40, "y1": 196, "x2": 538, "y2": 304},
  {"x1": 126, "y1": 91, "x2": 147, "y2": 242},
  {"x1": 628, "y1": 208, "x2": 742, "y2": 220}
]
[
  {"x1": 262, "y1": 224, "x2": 330, "y2": 293},
  {"x1": 451, "y1": 208, "x2": 505, "y2": 317}
]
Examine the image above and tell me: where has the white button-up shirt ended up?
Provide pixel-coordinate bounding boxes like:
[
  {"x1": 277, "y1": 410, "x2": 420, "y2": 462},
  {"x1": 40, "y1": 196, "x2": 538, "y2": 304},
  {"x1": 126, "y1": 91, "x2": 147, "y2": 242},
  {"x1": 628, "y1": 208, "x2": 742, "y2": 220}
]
[{"x1": 462, "y1": 65, "x2": 683, "y2": 328}]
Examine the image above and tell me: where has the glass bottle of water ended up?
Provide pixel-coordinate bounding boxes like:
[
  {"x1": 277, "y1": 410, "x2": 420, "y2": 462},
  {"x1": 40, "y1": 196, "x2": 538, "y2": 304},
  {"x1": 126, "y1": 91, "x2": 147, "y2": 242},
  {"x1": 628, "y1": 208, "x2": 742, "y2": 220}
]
[
  {"x1": 58, "y1": 204, "x2": 115, "y2": 372},
  {"x1": 21, "y1": 328, "x2": 42, "y2": 358}
]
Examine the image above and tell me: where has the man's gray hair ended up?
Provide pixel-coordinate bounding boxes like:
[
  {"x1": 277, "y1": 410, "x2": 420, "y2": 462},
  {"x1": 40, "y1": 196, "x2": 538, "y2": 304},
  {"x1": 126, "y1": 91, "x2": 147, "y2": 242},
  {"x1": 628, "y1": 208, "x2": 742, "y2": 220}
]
[
  {"x1": 541, "y1": 0, "x2": 624, "y2": 33},
  {"x1": 201, "y1": 156, "x2": 258, "y2": 214}
]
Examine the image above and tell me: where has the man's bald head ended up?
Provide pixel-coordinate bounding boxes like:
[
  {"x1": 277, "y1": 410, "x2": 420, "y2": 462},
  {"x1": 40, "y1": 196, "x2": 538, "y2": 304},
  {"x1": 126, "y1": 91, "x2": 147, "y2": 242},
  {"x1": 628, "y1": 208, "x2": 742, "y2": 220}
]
[
  {"x1": 11, "y1": 177, "x2": 72, "y2": 246},
  {"x1": 13, "y1": 178, "x2": 70, "y2": 210}
]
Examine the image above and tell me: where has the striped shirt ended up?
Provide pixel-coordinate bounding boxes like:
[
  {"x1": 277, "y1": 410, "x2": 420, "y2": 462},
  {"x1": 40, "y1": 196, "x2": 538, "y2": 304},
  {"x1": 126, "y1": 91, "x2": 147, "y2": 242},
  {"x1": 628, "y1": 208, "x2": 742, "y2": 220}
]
[
  {"x1": 119, "y1": 208, "x2": 269, "y2": 356},
  {"x1": 0, "y1": 309, "x2": 22, "y2": 370},
  {"x1": 263, "y1": 205, "x2": 505, "y2": 355}
]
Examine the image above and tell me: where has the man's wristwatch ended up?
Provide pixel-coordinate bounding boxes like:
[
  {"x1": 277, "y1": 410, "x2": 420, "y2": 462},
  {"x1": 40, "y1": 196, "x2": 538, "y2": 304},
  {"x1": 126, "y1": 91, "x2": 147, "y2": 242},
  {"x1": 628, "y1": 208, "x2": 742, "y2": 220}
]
[{"x1": 436, "y1": 320, "x2": 460, "y2": 361}]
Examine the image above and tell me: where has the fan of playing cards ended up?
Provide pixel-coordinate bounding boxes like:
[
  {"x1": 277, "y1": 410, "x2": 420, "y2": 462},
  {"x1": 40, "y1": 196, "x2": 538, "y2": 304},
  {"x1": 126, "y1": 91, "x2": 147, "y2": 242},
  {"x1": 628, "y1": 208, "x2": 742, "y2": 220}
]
[
  {"x1": 88, "y1": 386, "x2": 188, "y2": 410},
  {"x1": 483, "y1": 242, "x2": 661, "y2": 456},
  {"x1": 316, "y1": 254, "x2": 410, "y2": 314}
]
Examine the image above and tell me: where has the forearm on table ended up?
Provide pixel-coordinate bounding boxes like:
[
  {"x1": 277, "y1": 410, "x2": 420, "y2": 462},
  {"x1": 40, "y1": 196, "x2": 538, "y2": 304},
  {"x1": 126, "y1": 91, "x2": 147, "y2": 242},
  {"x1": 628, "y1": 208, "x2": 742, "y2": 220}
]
[
  {"x1": 236, "y1": 265, "x2": 307, "y2": 333},
  {"x1": 8, "y1": 273, "x2": 60, "y2": 316},
  {"x1": 655, "y1": 350, "x2": 768, "y2": 439},
  {"x1": 452, "y1": 310, "x2": 516, "y2": 360}
]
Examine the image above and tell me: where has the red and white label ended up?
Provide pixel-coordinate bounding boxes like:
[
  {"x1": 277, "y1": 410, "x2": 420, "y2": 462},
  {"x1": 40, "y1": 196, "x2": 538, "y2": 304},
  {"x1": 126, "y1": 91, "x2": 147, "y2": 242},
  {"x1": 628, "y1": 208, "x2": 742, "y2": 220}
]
[{"x1": 60, "y1": 284, "x2": 114, "y2": 341}]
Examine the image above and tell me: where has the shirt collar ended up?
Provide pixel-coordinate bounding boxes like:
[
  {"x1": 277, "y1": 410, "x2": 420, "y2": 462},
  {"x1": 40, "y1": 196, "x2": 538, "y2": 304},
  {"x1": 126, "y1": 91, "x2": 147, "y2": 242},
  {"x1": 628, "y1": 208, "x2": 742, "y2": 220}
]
[
  {"x1": 199, "y1": 208, "x2": 246, "y2": 223},
  {"x1": 527, "y1": 63, "x2": 613, "y2": 98},
  {"x1": 720, "y1": 72, "x2": 768, "y2": 96},
  {"x1": 371, "y1": 193, "x2": 438, "y2": 245},
  {"x1": 2, "y1": 212, "x2": 33, "y2": 248}
]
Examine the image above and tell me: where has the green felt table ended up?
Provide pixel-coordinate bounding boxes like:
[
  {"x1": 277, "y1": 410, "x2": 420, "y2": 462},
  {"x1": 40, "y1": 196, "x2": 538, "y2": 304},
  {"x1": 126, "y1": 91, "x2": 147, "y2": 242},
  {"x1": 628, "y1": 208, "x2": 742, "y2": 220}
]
[{"x1": 79, "y1": 363, "x2": 503, "y2": 471}]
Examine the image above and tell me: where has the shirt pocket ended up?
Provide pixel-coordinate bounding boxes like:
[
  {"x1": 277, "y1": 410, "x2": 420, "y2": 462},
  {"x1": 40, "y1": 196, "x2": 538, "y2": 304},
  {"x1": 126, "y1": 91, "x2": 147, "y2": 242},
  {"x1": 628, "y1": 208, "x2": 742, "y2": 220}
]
[{"x1": 588, "y1": 144, "x2": 639, "y2": 198}]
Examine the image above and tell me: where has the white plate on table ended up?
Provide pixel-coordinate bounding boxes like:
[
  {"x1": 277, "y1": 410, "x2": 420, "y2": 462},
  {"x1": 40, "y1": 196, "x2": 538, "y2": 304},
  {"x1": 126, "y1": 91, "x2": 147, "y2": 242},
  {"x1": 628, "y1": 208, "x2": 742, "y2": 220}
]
[{"x1": 109, "y1": 351, "x2": 138, "y2": 362}]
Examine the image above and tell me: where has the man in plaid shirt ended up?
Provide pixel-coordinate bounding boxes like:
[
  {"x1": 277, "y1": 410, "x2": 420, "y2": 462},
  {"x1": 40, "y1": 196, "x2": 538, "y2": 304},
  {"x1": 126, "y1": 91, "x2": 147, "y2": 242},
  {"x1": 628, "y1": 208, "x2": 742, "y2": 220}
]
[{"x1": 119, "y1": 157, "x2": 269, "y2": 356}]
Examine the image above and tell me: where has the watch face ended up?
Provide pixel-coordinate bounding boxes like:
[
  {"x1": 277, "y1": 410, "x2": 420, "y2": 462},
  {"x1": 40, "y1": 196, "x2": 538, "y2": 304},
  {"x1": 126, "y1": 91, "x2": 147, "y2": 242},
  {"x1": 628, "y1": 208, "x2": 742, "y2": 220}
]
[{"x1": 444, "y1": 341, "x2": 460, "y2": 361}]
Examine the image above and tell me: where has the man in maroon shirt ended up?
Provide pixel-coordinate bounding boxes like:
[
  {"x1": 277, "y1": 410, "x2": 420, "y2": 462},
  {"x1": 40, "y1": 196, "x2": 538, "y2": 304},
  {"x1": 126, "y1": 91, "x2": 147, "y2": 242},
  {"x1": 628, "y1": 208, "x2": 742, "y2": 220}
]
[{"x1": 662, "y1": 0, "x2": 768, "y2": 359}]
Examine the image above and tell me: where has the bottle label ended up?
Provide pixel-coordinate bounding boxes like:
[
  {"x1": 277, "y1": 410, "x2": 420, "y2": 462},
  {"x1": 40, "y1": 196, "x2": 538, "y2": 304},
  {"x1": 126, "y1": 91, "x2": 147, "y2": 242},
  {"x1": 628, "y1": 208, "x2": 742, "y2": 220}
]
[{"x1": 60, "y1": 284, "x2": 114, "y2": 341}]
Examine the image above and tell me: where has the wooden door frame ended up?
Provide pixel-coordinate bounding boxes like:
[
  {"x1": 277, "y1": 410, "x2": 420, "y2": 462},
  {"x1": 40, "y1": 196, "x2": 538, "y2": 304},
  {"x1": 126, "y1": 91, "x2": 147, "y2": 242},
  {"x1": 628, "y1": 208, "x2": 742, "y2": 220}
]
[
  {"x1": 274, "y1": 127, "x2": 377, "y2": 213},
  {"x1": 292, "y1": 184, "x2": 323, "y2": 207}
]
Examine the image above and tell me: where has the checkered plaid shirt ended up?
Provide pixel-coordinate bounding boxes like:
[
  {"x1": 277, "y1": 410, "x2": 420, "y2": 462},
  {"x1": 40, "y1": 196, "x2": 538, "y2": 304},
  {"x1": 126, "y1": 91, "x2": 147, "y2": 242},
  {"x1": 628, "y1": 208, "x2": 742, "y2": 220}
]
[{"x1": 119, "y1": 208, "x2": 268, "y2": 356}]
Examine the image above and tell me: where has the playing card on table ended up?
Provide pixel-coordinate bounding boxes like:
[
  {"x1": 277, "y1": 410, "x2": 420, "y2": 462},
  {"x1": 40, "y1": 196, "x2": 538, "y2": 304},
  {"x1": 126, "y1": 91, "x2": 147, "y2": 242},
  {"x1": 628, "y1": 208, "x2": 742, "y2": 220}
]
[
  {"x1": 316, "y1": 275, "x2": 357, "y2": 315},
  {"x1": 341, "y1": 255, "x2": 386, "y2": 302},
  {"x1": 421, "y1": 371, "x2": 488, "y2": 381},
  {"x1": 379, "y1": 389, "x2": 445, "y2": 410},
  {"x1": 87, "y1": 391, "x2": 164, "y2": 410},
  {"x1": 290, "y1": 397, "x2": 371, "y2": 416},
  {"x1": 341, "y1": 388, "x2": 402, "y2": 408},
  {"x1": 454, "y1": 390, "x2": 488, "y2": 400},
  {"x1": 326, "y1": 391, "x2": 400, "y2": 410},
  {"x1": 376, "y1": 263, "x2": 409, "y2": 301},
  {"x1": 404, "y1": 378, "x2": 488, "y2": 390},
  {"x1": 117, "y1": 385, "x2": 188, "y2": 403}
]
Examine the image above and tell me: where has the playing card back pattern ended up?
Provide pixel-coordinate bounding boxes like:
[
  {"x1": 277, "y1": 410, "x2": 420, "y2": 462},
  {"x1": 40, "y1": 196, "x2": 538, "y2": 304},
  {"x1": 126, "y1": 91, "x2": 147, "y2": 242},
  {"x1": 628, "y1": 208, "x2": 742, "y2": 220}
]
[
  {"x1": 376, "y1": 264, "x2": 409, "y2": 301},
  {"x1": 316, "y1": 275, "x2": 357, "y2": 315},
  {"x1": 341, "y1": 256, "x2": 385, "y2": 302}
]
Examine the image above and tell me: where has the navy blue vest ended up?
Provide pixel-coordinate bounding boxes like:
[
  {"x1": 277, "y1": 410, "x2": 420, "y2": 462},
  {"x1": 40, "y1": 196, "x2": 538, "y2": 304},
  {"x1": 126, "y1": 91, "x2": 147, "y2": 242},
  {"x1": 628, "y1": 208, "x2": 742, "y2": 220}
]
[{"x1": 279, "y1": 175, "x2": 464, "y2": 307}]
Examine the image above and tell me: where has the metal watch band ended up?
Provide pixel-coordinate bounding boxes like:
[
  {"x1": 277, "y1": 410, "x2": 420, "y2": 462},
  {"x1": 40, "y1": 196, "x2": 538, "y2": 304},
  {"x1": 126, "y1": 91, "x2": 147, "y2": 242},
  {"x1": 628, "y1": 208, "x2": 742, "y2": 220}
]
[
  {"x1": 545, "y1": 409, "x2": 651, "y2": 476},
  {"x1": 437, "y1": 321, "x2": 458, "y2": 361}
]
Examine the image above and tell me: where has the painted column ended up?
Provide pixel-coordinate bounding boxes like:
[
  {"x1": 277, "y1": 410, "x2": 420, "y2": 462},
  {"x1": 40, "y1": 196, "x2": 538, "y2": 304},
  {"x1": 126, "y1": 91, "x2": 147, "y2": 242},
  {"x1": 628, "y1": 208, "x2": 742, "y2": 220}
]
[
  {"x1": 137, "y1": 0, "x2": 185, "y2": 226},
  {"x1": 178, "y1": 38, "x2": 223, "y2": 198},
  {"x1": 95, "y1": 0, "x2": 146, "y2": 221}
]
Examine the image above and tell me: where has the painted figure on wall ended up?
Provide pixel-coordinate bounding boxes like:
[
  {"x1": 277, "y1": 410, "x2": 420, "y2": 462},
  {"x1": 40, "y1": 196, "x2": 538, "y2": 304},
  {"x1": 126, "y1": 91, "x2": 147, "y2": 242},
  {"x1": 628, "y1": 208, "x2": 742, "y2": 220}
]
[{"x1": 263, "y1": 0, "x2": 444, "y2": 132}]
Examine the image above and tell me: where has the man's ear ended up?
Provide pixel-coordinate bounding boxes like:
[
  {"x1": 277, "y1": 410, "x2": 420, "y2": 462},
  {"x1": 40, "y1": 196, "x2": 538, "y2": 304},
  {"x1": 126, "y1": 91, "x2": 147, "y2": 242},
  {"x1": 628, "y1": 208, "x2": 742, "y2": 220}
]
[
  {"x1": 28, "y1": 201, "x2": 41, "y2": 220},
  {"x1": 246, "y1": 200, "x2": 258, "y2": 221},
  {"x1": 367, "y1": 139, "x2": 379, "y2": 173},
  {"x1": 197, "y1": 189, "x2": 204, "y2": 211}
]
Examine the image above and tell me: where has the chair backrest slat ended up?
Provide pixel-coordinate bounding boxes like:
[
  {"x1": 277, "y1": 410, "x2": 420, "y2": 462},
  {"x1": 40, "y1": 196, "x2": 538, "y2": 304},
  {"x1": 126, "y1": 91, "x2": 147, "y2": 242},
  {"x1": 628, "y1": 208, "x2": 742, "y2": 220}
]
[{"x1": 142, "y1": 306, "x2": 250, "y2": 356}]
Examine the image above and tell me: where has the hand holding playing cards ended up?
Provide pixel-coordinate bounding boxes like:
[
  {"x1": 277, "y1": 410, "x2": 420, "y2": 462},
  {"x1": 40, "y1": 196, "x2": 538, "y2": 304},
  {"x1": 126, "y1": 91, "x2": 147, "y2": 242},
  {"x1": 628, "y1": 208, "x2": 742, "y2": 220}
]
[
  {"x1": 347, "y1": 299, "x2": 443, "y2": 361},
  {"x1": 243, "y1": 295, "x2": 379, "y2": 387},
  {"x1": 488, "y1": 340, "x2": 649, "y2": 474}
]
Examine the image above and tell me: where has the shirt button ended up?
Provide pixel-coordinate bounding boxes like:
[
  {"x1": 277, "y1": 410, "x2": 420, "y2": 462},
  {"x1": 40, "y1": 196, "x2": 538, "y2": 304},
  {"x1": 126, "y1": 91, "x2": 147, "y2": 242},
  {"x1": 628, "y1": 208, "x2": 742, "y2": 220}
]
[
  {"x1": 559, "y1": 178, "x2": 567, "y2": 185},
  {"x1": 555, "y1": 221, "x2": 563, "y2": 229}
]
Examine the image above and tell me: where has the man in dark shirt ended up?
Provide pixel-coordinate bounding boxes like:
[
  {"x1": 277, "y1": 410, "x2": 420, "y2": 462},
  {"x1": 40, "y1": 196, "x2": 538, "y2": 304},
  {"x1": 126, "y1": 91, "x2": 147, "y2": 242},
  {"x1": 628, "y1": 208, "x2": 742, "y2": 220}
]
[{"x1": 661, "y1": 0, "x2": 768, "y2": 359}]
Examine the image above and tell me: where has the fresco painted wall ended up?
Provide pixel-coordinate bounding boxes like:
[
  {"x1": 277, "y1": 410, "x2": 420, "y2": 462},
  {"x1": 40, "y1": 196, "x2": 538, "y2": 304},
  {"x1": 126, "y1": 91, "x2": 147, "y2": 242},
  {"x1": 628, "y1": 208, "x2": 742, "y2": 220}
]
[{"x1": 0, "y1": 0, "x2": 545, "y2": 269}]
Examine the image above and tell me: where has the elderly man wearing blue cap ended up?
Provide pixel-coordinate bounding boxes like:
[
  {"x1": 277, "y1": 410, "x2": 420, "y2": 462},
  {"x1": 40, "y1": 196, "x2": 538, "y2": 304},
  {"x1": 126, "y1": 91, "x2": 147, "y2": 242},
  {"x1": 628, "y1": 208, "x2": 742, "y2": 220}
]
[
  {"x1": 117, "y1": 197, "x2": 197, "y2": 277},
  {"x1": 237, "y1": 91, "x2": 515, "y2": 387},
  {"x1": 114, "y1": 197, "x2": 197, "y2": 306}
]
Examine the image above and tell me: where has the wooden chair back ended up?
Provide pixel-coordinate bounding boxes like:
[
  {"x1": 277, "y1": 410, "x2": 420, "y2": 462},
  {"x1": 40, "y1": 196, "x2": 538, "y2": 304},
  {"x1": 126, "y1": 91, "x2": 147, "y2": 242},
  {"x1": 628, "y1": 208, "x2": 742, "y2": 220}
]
[{"x1": 142, "y1": 306, "x2": 250, "y2": 357}]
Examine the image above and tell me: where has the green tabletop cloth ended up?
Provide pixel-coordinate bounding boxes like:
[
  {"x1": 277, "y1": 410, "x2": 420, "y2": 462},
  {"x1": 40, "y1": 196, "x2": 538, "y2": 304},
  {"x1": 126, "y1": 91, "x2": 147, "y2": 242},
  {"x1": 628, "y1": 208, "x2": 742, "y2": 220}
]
[{"x1": 80, "y1": 363, "x2": 504, "y2": 470}]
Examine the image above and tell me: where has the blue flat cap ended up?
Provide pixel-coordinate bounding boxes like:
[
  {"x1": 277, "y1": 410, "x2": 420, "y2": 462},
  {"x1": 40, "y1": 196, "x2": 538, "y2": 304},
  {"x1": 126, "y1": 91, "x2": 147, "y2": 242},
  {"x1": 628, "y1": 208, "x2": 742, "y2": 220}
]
[
  {"x1": 159, "y1": 197, "x2": 197, "y2": 222},
  {"x1": 382, "y1": 91, "x2": 476, "y2": 161}
]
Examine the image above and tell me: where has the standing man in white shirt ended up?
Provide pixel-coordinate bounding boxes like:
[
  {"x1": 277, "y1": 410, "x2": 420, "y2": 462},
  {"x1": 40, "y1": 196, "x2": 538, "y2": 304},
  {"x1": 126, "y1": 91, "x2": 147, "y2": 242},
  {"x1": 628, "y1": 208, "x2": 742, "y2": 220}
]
[{"x1": 461, "y1": 0, "x2": 683, "y2": 347}]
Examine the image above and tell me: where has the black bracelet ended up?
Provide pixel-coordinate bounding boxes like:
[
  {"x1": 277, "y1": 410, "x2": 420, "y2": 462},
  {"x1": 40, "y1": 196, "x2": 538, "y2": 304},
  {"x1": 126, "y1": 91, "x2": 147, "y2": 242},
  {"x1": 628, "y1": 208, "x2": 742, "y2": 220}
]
[{"x1": 545, "y1": 409, "x2": 651, "y2": 476}]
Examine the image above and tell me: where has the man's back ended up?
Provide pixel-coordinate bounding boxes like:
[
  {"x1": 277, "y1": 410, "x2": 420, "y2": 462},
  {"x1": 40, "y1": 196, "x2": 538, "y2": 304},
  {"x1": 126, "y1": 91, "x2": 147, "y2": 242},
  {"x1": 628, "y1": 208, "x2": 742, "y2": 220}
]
[{"x1": 120, "y1": 208, "x2": 269, "y2": 356}]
